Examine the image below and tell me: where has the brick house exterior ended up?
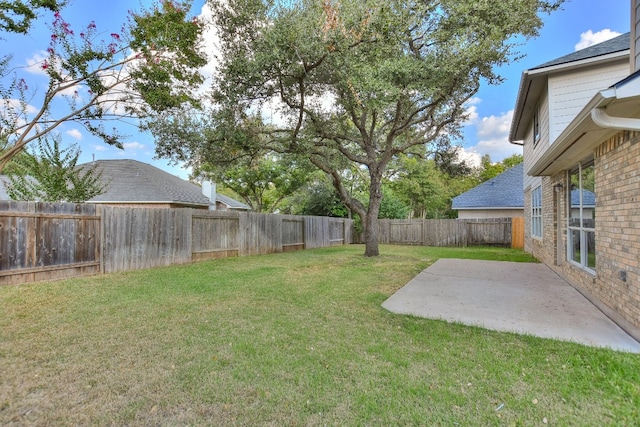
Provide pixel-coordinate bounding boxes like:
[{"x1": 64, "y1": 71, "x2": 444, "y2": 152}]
[{"x1": 510, "y1": 2, "x2": 640, "y2": 341}]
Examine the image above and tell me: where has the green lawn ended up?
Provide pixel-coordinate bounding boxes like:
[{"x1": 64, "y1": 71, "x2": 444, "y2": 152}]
[{"x1": 1, "y1": 245, "x2": 638, "y2": 425}]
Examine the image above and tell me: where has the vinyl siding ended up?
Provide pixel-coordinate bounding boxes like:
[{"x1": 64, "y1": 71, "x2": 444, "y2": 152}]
[
  {"x1": 548, "y1": 60, "x2": 629, "y2": 142},
  {"x1": 635, "y1": 0, "x2": 640, "y2": 72},
  {"x1": 523, "y1": 89, "x2": 549, "y2": 191},
  {"x1": 457, "y1": 209, "x2": 523, "y2": 219}
]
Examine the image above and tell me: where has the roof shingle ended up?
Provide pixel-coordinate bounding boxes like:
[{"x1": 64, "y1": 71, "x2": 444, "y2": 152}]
[
  {"x1": 85, "y1": 159, "x2": 249, "y2": 209},
  {"x1": 452, "y1": 163, "x2": 524, "y2": 209},
  {"x1": 85, "y1": 159, "x2": 211, "y2": 206},
  {"x1": 532, "y1": 32, "x2": 630, "y2": 70}
]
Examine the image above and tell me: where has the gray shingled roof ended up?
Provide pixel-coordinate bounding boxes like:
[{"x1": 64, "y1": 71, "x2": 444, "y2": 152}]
[
  {"x1": 216, "y1": 193, "x2": 250, "y2": 210},
  {"x1": 532, "y1": 32, "x2": 630, "y2": 70},
  {"x1": 571, "y1": 189, "x2": 596, "y2": 207},
  {"x1": 452, "y1": 163, "x2": 524, "y2": 209},
  {"x1": 84, "y1": 159, "x2": 249, "y2": 209},
  {"x1": 84, "y1": 159, "x2": 210, "y2": 206}
]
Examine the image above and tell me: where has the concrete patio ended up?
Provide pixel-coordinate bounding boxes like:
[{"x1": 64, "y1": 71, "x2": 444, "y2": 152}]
[{"x1": 382, "y1": 259, "x2": 640, "y2": 353}]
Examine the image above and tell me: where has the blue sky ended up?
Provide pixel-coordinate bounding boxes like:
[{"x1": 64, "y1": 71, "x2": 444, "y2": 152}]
[{"x1": 2, "y1": 0, "x2": 631, "y2": 179}]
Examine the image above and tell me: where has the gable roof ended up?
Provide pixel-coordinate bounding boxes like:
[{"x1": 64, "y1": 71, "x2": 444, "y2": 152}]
[
  {"x1": 85, "y1": 159, "x2": 210, "y2": 207},
  {"x1": 216, "y1": 193, "x2": 250, "y2": 210},
  {"x1": 452, "y1": 163, "x2": 524, "y2": 210},
  {"x1": 510, "y1": 33, "x2": 631, "y2": 143},
  {"x1": 0, "y1": 160, "x2": 250, "y2": 209},
  {"x1": 84, "y1": 159, "x2": 249, "y2": 209}
]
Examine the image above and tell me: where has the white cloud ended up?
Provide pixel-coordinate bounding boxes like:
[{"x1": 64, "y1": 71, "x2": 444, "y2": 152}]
[
  {"x1": 457, "y1": 147, "x2": 482, "y2": 168},
  {"x1": 25, "y1": 51, "x2": 87, "y2": 98},
  {"x1": 195, "y1": 1, "x2": 221, "y2": 88},
  {"x1": 464, "y1": 110, "x2": 522, "y2": 163},
  {"x1": 477, "y1": 110, "x2": 512, "y2": 139},
  {"x1": 463, "y1": 105, "x2": 479, "y2": 126},
  {"x1": 575, "y1": 29, "x2": 622, "y2": 51},
  {"x1": 0, "y1": 98, "x2": 38, "y2": 133},
  {"x1": 462, "y1": 97, "x2": 482, "y2": 125},
  {"x1": 66, "y1": 128, "x2": 82, "y2": 140},
  {"x1": 466, "y1": 97, "x2": 482, "y2": 105},
  {"x1": 1, "y1": 98, "x2": 37, "y2": 115},
  {"x1": 123, "y1": 141, "x2": 145, "y2": 150},
  {"x1": 24, "y1": 51, "x2": 49, "y2": 76},
  {"x1": 92, "y1": 144, "x2": 108, "y2": 152}
]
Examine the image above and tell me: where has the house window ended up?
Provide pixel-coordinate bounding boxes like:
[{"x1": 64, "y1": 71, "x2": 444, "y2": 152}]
[
  {"x1": 533, "y1": 106, "x2": 540, "y2": 146},
  {"x1": 568, "y1": 162, "x2": 595, "y2": 272},
  {"x1": 531, "y1": 186, "x2": 542, "y2": 238}
]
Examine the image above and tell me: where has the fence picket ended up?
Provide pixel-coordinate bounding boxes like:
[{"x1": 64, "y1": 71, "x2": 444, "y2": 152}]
[
  {"x1": 373, "y1": 218, "x2": 514, "y2": 247},
  {"x1": 1, "y1": 201, "x2": 518, "y2": 286}
]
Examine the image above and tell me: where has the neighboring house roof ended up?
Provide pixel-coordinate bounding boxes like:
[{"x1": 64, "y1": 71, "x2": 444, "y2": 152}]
[
  {"x1": 85, "y1": 159, "x2": 210, "y2": 207},
  {"x1": 570, "y1": 189, "x2": 596, "y2": 208},
  {"x1": 452, "y1": 163, "x2": 524, "y2": 210},
  {"x1": 83, "y1": 159, "x2": 249, "y2": 210},
  {"x1": 510, "y1": 32, "x2": 631, "y2": 143},
  {"x1": 216, "y1": 192, "x2": 250, "y2": 210}
]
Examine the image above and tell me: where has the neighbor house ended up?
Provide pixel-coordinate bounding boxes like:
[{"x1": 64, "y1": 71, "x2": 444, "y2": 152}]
[
  {"x1": 509, "y1": 3, "x2": 640, "y2": 340},
  {"x1": 0, "y1": 160, "x2": 250, "y2": 211},
  {"x1": 451, "y1": 163, "x2": 524, "y2": 219},
  {"x1": 85, "y1": 159, "x2": 250, "y2": 211}
]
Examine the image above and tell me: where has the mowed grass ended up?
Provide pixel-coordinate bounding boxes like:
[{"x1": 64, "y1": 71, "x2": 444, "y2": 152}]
[{"x1": 1, "y1": 245, "x2": 639, "y2": 425}]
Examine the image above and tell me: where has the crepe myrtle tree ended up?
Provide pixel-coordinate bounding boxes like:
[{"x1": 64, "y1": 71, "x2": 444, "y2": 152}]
[
  {"x1": 156, "y1": 0, "x2": 562, "y2": 256},
  {"x1": 5, "y1": 134, "x2": 104, "y2": 202},
  {"x1": 0, "y1": 0, "x2": 66, "y2": 34},
  {"x1": 0, "y1": 0, "x2": 207, "y2": 173}
]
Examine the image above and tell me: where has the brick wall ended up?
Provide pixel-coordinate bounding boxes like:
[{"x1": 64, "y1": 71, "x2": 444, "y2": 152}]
[
  {"x1": 589, "y1": 131, "x2": 640, "y2": 333},
  {"x1": 524, "y1": 177, "x2": 555, "y2": 264},
  {"x1": 522, "y1": 131, "x2": 640, "y2": 338}
]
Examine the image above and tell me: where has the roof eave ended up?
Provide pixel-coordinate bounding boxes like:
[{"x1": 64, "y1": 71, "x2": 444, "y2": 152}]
[
  {"x1": 87, "y1": 200, "x2": 210, "y2": 208},
  {"x1": 509, "y1": 50, "x2": 630, "y2": 144}
]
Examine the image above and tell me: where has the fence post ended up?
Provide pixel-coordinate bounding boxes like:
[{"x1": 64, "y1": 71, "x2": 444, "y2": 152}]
[
  {"x1": 511, "y1": 217, "x2": 525, "y2": 249},
  {"x1": 99, "y1": 205, "x2": 105, "y2": 275}
]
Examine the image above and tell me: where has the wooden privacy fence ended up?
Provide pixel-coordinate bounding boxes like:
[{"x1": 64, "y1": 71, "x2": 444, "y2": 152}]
[
  {"x1": 0, "y1": 201, "x2": 101, "y2": 285},
  {"x1": 1, "y1": 200, "x2": 522, "y2": 285},
  {"x1": 375, "y1": 217, "x2": 521, "y2": 248},
  {"x1": 0, "y1": 201, "x2": 353, "y2": 285}
]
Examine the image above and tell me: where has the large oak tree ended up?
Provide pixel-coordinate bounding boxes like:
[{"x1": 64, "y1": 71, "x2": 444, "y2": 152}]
[{"x1": 160, "y1": 0, "x2": 563, "y2": 256}]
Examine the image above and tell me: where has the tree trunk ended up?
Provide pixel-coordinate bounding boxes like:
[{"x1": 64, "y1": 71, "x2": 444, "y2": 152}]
[{"x1": 363, "y1": 173, "x2": 383, "y2": 257}]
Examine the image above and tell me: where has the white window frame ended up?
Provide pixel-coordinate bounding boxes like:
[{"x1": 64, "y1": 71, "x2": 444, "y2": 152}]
[
  {"x1": 531, "y1": 186, "x2": 542, "y2": 239},
  {"x1": 567, "y1": 162, "x2": 595, "y2": 273},
  {"x1": 533, "y1": 105, "x2": 540, "y2": 146}
]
